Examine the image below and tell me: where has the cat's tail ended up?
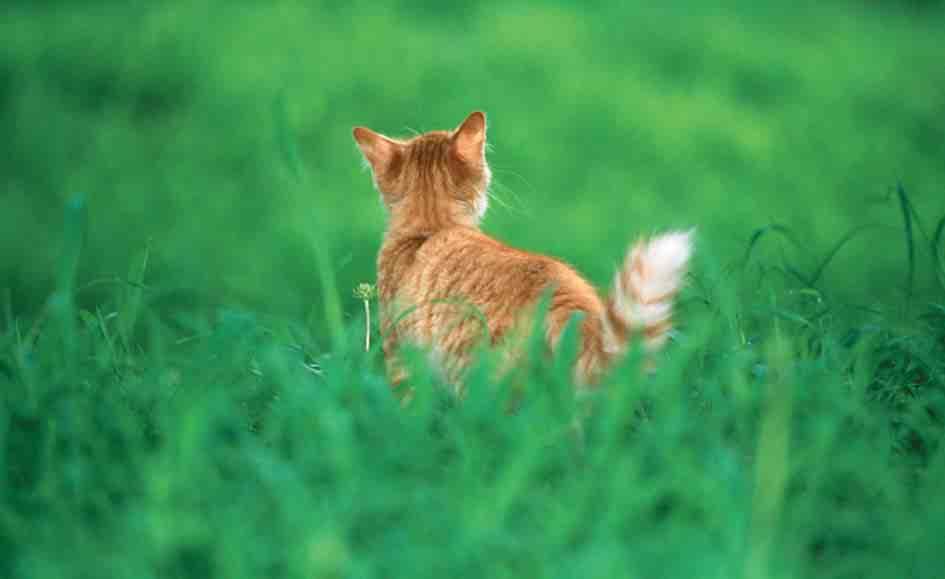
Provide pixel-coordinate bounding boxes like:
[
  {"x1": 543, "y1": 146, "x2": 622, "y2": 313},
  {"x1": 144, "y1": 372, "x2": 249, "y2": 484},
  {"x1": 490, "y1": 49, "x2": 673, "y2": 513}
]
[{"x1": 604, "y1": 230, "x2": 694, "y2": 355}]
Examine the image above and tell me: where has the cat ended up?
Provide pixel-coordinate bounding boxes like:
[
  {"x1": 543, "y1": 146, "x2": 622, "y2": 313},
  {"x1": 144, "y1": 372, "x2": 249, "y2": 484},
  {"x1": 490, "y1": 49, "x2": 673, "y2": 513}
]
[{"x1": 353, "y1": 111, "x2": 692, "y2": 391}]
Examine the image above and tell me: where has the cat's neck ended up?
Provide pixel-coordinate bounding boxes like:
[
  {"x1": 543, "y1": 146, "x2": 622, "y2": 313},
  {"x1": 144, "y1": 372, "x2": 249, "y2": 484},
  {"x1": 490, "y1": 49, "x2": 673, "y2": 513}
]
[
  {"x1": 381, "y1": 223, "x2": 474, "y2": 248},
  {"x1": 384, "y1": 194, "x2": 482, "y2": 235},
  {"x1": 385, "y1": 215, "x2": 479, "y2": 239}
]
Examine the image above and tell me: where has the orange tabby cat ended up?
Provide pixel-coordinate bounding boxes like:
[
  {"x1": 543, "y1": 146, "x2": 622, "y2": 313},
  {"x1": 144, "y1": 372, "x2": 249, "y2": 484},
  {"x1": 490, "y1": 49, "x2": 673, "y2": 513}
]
[{"x1": 353, "y1": 111, "x2": 692, "y2": 390}]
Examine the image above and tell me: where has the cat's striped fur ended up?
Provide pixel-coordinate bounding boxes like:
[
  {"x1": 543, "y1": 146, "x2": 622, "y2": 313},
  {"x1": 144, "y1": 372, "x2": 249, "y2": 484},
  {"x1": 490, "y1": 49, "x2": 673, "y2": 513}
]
[{"x1": 354, "y1": 111, "x2": 692, "y2": 389}]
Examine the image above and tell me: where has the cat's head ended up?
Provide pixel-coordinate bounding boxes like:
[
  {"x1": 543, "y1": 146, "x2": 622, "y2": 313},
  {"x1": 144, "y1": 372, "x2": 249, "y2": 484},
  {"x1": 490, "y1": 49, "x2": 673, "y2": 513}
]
[{"x1": 353, "y1": 111, "x2": 492, "y2": 230}]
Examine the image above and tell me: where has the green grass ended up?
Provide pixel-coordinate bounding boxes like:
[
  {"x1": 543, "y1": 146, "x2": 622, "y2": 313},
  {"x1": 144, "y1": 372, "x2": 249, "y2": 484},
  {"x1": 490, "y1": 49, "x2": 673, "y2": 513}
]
[
  {"x1": 2, "y1": 195, "x2": 945, "y2": 578},
  {"x1": 3, "y1": 0, "x2": 945, "y2": 577}
]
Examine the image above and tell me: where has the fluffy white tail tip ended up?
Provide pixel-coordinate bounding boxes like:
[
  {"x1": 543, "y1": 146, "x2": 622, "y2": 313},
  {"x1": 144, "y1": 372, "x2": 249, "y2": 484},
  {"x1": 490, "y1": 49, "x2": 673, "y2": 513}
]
[{"x1": 616, "y1": 229, "x2": 694, "y2": 333}]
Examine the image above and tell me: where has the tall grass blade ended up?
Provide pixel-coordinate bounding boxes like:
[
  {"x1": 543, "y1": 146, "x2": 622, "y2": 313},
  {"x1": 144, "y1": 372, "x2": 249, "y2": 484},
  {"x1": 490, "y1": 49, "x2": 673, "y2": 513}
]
[
  {"x1": 2, "y1": 288, "x2": 11, "y2": 334},
  {"x1": 744, "y1": 330, "x2": 794, "y2": 579},
  {"x1": 118, "y1": 239, "x2": 151, "y2": 349},
  {"x1": 743, "y1": 223, "x2": 804, "y2": 265},
  {"x1": 57, "y1": 192, "x2": 87, "y2": 297},
  {"x1": 53, "y1": 192, "x2": 87, "y2": 374},
  {"x1": 272, "y1": 93, "x2": 343, "y2": 349},
  {"x1": 274, "y1": 91, "x2": 305, "y2": 183},
  {"x1": 807, "y1": 225, "x2": 877, "y2": 287},
  {"x1": 933, "y1": 213, "x2": 945, "y2": 292},
  {"x1": 895, "y1": 182, "x2": 916, "y2": 311}
]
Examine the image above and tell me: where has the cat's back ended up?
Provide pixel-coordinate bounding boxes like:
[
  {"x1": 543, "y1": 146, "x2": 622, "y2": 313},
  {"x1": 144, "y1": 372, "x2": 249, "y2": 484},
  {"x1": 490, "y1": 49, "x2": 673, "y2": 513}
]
[
  {"x1": 417, "y1": 226, "x2": 553, "y2": 284},
  {"x1": 412, "y1": 227, "x2": 603, "y2": 314}
]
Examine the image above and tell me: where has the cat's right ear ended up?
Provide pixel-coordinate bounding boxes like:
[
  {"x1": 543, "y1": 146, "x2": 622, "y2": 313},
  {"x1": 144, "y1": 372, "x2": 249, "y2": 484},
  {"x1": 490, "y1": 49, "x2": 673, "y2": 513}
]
[
  {"x1": 452, "y1": 111, "x2": 487, "y2": 162},
  {"x1": 353, "y1": 127, "x2": 399, "y2": 174}
]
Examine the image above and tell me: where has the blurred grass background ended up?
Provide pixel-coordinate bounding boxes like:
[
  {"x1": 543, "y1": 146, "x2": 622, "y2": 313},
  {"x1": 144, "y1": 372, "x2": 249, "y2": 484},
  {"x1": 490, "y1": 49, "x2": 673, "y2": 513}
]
[
  {"x1": 2, "y1": 0, "x2": 943, "y2": 322},
  {"x1": 3, "y1": 2, "x2": 945, "y2": 578}
]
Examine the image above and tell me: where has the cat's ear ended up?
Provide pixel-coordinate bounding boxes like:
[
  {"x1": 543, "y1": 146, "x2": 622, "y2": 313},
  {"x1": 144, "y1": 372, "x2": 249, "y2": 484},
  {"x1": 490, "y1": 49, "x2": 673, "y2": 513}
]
[
  {"x1": 452, "y1": 111, "x2": 487, "y2": 162},
  {"x1": 353, "y1": 127, "x2": 400, "y2": 173}
]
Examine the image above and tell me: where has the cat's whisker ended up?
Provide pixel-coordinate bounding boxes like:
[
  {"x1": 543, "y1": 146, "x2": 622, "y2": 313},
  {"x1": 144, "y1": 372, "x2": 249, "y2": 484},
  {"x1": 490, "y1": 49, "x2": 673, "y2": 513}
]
[{"x1": 485, "y1": 179, "x2": 531, "y2": 217}]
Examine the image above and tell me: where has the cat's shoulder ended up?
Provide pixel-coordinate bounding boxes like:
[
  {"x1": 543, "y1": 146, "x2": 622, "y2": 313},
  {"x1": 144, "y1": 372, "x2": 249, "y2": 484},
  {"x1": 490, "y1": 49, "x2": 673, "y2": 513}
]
[{"x1": 425, "y1": 226, "x2": 494, "y2": 247}]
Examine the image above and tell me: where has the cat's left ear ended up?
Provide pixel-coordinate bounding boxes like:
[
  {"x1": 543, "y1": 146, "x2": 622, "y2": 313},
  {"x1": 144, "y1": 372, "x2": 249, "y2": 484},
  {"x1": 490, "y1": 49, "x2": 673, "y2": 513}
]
[
  {"x1": 452, "y1": 111, "x2": 487, "y2": 162},
  {"x1": 353, "y1": 126, "x2": 401, "y2": 174}
]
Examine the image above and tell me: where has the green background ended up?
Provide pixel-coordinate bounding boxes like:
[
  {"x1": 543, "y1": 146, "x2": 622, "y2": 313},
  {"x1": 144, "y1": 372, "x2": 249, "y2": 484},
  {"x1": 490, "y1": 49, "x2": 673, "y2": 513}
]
[{"x1": 3, "y1": 0, "x2": 943, "y2": 320}]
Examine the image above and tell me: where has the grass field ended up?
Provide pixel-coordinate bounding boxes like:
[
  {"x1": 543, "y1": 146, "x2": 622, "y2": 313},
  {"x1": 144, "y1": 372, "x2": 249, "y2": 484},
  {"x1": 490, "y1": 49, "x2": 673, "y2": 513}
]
[{"x1": 2, "y1": 1, "x2": 945, "y2": 577}]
